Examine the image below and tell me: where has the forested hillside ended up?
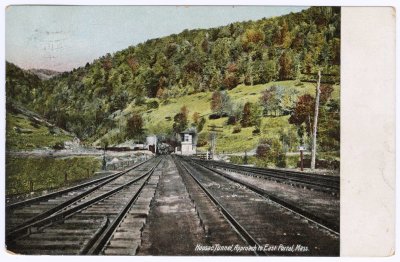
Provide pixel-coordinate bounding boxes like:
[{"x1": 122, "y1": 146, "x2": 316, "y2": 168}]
[
  {"x1": 6, "y1": 7, "x2": 340, "y2": 151},
  {"x1": 6, "y1": 62, "x2": 43, "y2": 106}
]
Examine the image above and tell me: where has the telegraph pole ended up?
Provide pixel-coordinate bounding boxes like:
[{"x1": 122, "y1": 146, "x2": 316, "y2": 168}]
[
  {"x1": 207, "y1": 125, "x2": 223, "y2": 160},
  {"x1": 311, "y1": 70, "x2": 321, "y2": 170},
  {"x1": 301, "y1": 69, "x2": 335, "y2": 171}
]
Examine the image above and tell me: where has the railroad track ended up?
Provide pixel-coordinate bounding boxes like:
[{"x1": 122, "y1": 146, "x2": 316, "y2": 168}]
[
  {"x1": 189, "y1": 158, "x2": 339, "y2": 233},
  {"x1": 175, "y1": 156, "x2": 339, "y2": 256},
  {"x1": 6, "y1": 156, "x2": 163, "y2": 255},
  {"x1": 192, "y1": 158, "x2": 339, "y2": 194},
  {"x1": 6, "y1": 157, "x2": 153, "y2": 234},
  {"x1": 173, "y1": 156, "x2": 263, "y2": 256}
]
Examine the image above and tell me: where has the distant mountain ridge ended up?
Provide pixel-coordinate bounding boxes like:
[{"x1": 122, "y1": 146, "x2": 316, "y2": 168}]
[{"x1": 28, "y1": 68, "x2": 62, "y2": 80}]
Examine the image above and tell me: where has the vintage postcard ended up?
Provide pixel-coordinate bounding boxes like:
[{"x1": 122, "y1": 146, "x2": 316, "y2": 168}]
[{"x1": 1, "y1": 1, "x2": 396, "y2": 258}]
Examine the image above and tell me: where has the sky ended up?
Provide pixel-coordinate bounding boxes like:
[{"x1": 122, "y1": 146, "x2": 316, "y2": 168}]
[{"x1": 6, "y1": 6, "x2": 307, "y2": 72}]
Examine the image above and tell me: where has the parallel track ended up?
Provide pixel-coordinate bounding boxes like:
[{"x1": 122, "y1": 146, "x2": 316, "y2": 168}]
[
  {"x1": 175, "y1": 156, "x2": 339, "y2": 256},
  {"x1": 189, "y1": 157, "x2": 339, "y2": 234},
  {"x1": 7, "y1": 157, "x2": 162, "y2": 255},
  {"x1": 193, "y1": 158, "x2": 339, "y2": 194},
  {"x1": 6, "y1": 155, "x2": 339, "y2": 256},
  {"x1": 6, "y1": 158, "x2": 152, "y2": 234},
  {"x1": 6, "y1": 160, "x2": 153, "y2": 235},
  {"x1": 173, "y1": 156, "x2": 265, "y2": 256}
]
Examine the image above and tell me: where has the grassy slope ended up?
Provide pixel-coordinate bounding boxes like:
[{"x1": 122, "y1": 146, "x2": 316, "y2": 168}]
[
  {"x1": 6, "y1": 112, "x2": 73, "y2": 150},
  {"x1": 6, "y1": 109, "x2": 101, "y2": 196},
  {"x1": 99, "y1": 80, "x2": 339, "y2": 153},
  {"x1": 6, "y1": 157, "x2": 101, "y2": 195}
]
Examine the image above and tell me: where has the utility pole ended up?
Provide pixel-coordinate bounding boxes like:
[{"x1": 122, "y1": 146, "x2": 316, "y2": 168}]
[
  {"x1": 102, "y1": 146, "x2": 107, "y2": 170},
  {"x1": 299, "y1": 146, "x2": 305, "y2": 171},
  {"x1": 243, "y1": 151, "x2": 248, "y2": 165},
  {"x1": 300, "y1": 69, "x2": 337, "y2": 170},
  {"x1": 311, "y1": 69, "x2": 321, "y2": 170},
  {"x1": 211, "y1": 132, "x2": 216, "y2": 158},
  {"x1": 207, "y1": 125, "x2": 223, "y2": 160}
]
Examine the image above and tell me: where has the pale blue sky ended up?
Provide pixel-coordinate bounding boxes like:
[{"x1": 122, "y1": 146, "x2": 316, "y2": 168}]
[{"x1": 6, "y1": 6, "x2": 307, "y2": 71}]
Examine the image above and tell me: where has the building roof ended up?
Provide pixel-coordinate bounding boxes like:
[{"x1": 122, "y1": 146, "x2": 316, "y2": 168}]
[
  {"x1": 180, "y1": 127, "x2": 197, "y2": 134},
  {"x1": 180, "y1": 130, "x2": 195, "y2": 134}
]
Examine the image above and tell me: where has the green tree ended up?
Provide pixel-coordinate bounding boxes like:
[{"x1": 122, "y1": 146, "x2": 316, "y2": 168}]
[
  {"x1": 210, "y1": 91, "x2": 232, "y2": 116},
  {"x1": 256, "y1": 138, "x2": 286, "y2": 167},
  {"x1": 260, "y1": 85, "x2": 284, "y2": 116},
  {"x1": 197, "y1": 117, "x2": 206, "y2": 132}
]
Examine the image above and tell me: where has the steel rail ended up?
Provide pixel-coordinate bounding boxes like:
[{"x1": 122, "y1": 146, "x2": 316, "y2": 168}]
[
  {"x1": 190, "y1": 158, "x2": 339, "y2": 235},
  {"x1": 6, "y1": 157, "x2": 159, "y2": 245},
  {"x1": 207, "y1": 160, "x2": 339, "y2": 184},
  {"x1": 7, "y1": 158, "x2": 153, "y2": 233},
  {"x1": 174, "y1": 156, "x2": 266, "y2": 256},
  {"x1": 193, "y1": 159, "x2": 339, "y2": 192},
  {"x1": 83, "y1": 158, "x2": 162, "y2": 255},
  {"x1": 7, "y1": 157, "x2": 152, "y2": 210},
  {"x1": 196, "y1": 159, "x2": 339, "y2": 182}
]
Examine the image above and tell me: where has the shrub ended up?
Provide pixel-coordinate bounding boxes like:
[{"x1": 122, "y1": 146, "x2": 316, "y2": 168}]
[
  {"x1": 256, "y1": 143, "x2": 269, "y2": 158},
  {"x1": 196, "y1": 133, "x2": 208, "y2": 147},
  {"x1": 256, "y1": 138, "x2": 286, "y2": 168},
  {"x1": 252, "y1": 128, "x2": 261, "y2": 135},
  {"x1": 232, "y1": 125, "x2": 241, "y2": 134},
  {"x1": 209, "y1": 113, "x2": 221, "y2": 120},
  {"x1": 52, "y1": 142, "x2": 65, "y2": 150},
  {"x1": 134, "y1": 96, "x2": 146, "y2": 106},
  {"x1": 197, "y1": 117, "x2": 206, "y2": 132},
  {"x1": 227, "y1": 116, "x2": 236, "y2": 125},
  {"x1": 147, "y1": 100, "x2": 159, "y2": 109},
  {"x1": 162, "y1": 99, "x2": 171, "y2": 105},
  {"x1": 276, "y1": 153, "x2": 287, "y2": 168},
  {"x1": 48, "y1": 127, "x2": 56, "y2": 135}
]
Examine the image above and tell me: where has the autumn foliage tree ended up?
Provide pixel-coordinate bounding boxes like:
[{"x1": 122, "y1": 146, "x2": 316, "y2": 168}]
[
  {"x1": 278, "y1": 51, "x2": 294, "y2": 80},
  {"x1": 126, "y1": 112, "x2": 144, "y2": 139},
  {"x1": 241, "y1": 102, "x2": 252, "y2": 127},
  {"x1": 210, "y1": 91, "x2": 222, "y2": 115},
  {"x1": 192, "y1": 112, "x2": 200, "y2": 125},
  {"x1": 173, "y1": 106, "x2": 189, "y2": 133},
  {"x1": 223, "y1": 74, "x2": 239, "y2": 90},
  {"x1": 240, "y1": 102, "x2": 262, "y2": 128},
  {"x1": 288, "y1": 84, "x2": 338, "y2": 151},
  {"x1": 289, "y1": 84, "x2": 334, "y2": 133},
  {"x1": 288, "y1": 94, "x2": 314, "y2": 134}
]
